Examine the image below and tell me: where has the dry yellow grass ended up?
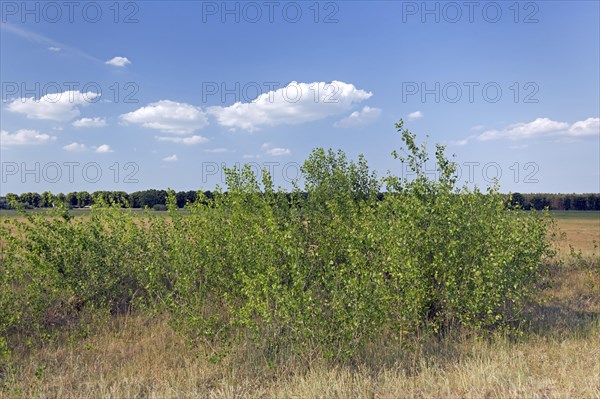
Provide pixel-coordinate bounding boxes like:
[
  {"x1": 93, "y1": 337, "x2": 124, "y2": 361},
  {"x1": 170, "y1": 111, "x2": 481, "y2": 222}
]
[
  {"x1": 1, "y1": 310, "x2": 598, "y2": 398},
  {"x1": 1, "y1": 213, "x2": 599, "y2": 398},
  {"x1": 554, "y1": 217, "x2": 600, "y2": 256}
]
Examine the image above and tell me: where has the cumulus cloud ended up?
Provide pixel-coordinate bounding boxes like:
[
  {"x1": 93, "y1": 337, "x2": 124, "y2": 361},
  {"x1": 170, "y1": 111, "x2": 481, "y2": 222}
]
[
  {"x1": 1, "y1": 129, "x2": 56, "y2": 146},
  {"x1": 156, "y1": 135, "x2": 208, "y2": 145},
  {"x1": 120, "y1": 100, "x2": 209, "y2": 134},
  {"x1": 208, "y1": 81, "x2": 373, "y2": 132},
  {"x1": 95, "y1": 144, "x2": 113, "y2": 153},
  {"x1": 48, "y1": 46, "x2": 61, "y2": 52},
  {"x1": 63, "y1": 142, "x2": 87, "y2": 152},
  {"x1": 105, "y1": 56, "x2": 131, "y2": 67},
  {"x1": 163, "y1": 154, "x2": 178, "y2": 162},
  {"x1": 72, "y1": 117, "x2": 107, "y2": 128},
  {"x1": 334, "y1": 106, "x2": 381, "y2": 128},
  {"x1": 407, "y1": 111, "x2": 423, "y2": 121},
  {"x1": 568, "y1": 117, "x2": 600, "y2": 137},
  {"x1": 477, "y1": 117, "x2": 599, "y2": 141},
  {"x1": 7, "y1": 90, "x2": 100, "y2": 121}
]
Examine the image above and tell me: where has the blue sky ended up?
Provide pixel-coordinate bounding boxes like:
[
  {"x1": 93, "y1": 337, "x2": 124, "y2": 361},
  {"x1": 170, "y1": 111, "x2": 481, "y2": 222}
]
[{"x1": 1, "y1": 0, "x2": 599, "y2": 195}]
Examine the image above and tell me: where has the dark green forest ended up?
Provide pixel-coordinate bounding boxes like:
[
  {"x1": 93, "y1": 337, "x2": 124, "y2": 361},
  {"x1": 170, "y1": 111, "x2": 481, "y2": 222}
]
[{"x1": 1, "y1": 190, "x2": 599, "y2": 211}]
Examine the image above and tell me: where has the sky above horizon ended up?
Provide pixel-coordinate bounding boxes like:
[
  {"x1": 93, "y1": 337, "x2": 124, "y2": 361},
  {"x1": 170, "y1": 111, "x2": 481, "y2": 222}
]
[{"x1": 1, "y1": 0, "x2": 599, "y2": 195}]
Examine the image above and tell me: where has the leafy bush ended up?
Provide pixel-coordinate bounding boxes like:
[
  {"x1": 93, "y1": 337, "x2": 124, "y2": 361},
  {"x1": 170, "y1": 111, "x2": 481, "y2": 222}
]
[{"x1": 0, "y1": 120, "x2": 552, "y2": 361}]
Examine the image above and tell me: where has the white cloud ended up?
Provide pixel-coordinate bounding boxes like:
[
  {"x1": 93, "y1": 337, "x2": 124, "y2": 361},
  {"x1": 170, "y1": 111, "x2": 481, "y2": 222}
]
[
  {"x1": 262, "y1": 142, "x2": 291, "y2": 156},
  {"x1": 407, "y1": 111, "x2": 423, "y2": 121},
  {"x1": 334, "y1": 106, "x2": 382, "y2": 128},
  {"x1": 163, "y1": 154, "x2": 178, "y2": 162},
  {"x1": 204, "y1": 148, "x2": 232, "y2": 153},
  {"x1": 105, "y1": 56, "x2": 131, "y2": 67},
  {"x1": 48, "y1": 46, "x2": 61, "y2": 52},
  {"x1": 72, "y1": 117, "x2": 107, "y2": 128},
  {"x1": 156, "y1": 135, "x2": 208, "y2": 145},
  {"x1": 95, "y1": 144, "x2": 113, "y2": 153},
  {"x1": 1, "y1": 129, "x2": 56, "y2": 146},
  {"x1": 266, "y1": 147, "x2": 291, "y2": 156},
  {"x1": 568, "y1": 117, "x2": 600, "y2": 137},
  {"x1": 63, "y1": 142, "x2": 87, "y2": 152},
  {"x1": 243, "y1": 154, "x2": 261, "y2": 159},
  {"x1": 120, "y1": 100, "x2": 209, "y2": 134},
  {"x1": 7, "y1": 90, "x2": 100, "y2": 121},
  {"x1": 477, "y1": 117, "x2": 598, "y2": 141},
  {"x1": 208, "y1": 81, "x2": 373, "y2": 132},
  {"x1": 448, "y1": 138, "x2": 470, "y2": 147}
]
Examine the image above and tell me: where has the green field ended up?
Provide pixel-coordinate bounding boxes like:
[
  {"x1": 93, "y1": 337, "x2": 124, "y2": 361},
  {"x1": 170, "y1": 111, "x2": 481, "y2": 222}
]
[{"x1": 550, "y1": 210, "x2": 600, "y2": 220}]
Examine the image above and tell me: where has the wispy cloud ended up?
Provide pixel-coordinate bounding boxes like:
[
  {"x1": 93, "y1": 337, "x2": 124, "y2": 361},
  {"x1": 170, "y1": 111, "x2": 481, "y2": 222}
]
[
  {"x1": 1, "y1": 23, "x2": 101, "y2": 62},
  {"x1": 156, "y1": 135, "x2": 208, "y2": 145},
  {"x1": 448, "y1": 137, "x2": 473, "y2": 147},
  {"x1": 262, "y1": 142, "x2": 291, "y2": 156},
  {"x1": 204, "y1": 148, "x2": 233, "y2": 153},
  {"x1": 334, "y1": 106, "x2": 381, "y2": 128}
]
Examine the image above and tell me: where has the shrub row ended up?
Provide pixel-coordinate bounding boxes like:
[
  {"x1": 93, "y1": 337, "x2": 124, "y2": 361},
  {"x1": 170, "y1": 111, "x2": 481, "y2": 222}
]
[{"x1": 0, "y1": 121, "x2": 552, "y2": 360}]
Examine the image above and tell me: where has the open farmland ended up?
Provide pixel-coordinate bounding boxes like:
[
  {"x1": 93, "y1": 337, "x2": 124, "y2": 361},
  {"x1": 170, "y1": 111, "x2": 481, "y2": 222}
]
[{"x1": 552, "y1": 211, "x2": 600, "y2": 256}]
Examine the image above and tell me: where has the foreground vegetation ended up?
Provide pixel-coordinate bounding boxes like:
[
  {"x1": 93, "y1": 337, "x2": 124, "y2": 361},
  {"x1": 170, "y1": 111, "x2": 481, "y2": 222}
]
[
  {"x1": 1, "y1": 258, "x2": 597, "y2": 398},
  {"x1": 1, "y1": 121, "x2": 598, "y2": 398}
]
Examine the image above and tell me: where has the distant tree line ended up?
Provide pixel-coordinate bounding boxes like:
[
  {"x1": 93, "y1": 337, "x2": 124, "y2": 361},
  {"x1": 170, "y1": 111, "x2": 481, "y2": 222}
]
[
  {"x1": 0, "y1": 190, "x2": 212, "y2": 210},
  {"x1": 506, "y1": 193, "x2": 600, "y2": 211},
  {"x1": 1, "y1": 191, "x2": 599, "y2": 211}
]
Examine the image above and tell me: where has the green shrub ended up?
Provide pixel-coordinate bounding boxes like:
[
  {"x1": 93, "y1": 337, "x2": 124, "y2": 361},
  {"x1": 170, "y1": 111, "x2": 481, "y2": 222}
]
[{"x1": 0, "y1": 119, "x2": 552, "y2": 361}]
